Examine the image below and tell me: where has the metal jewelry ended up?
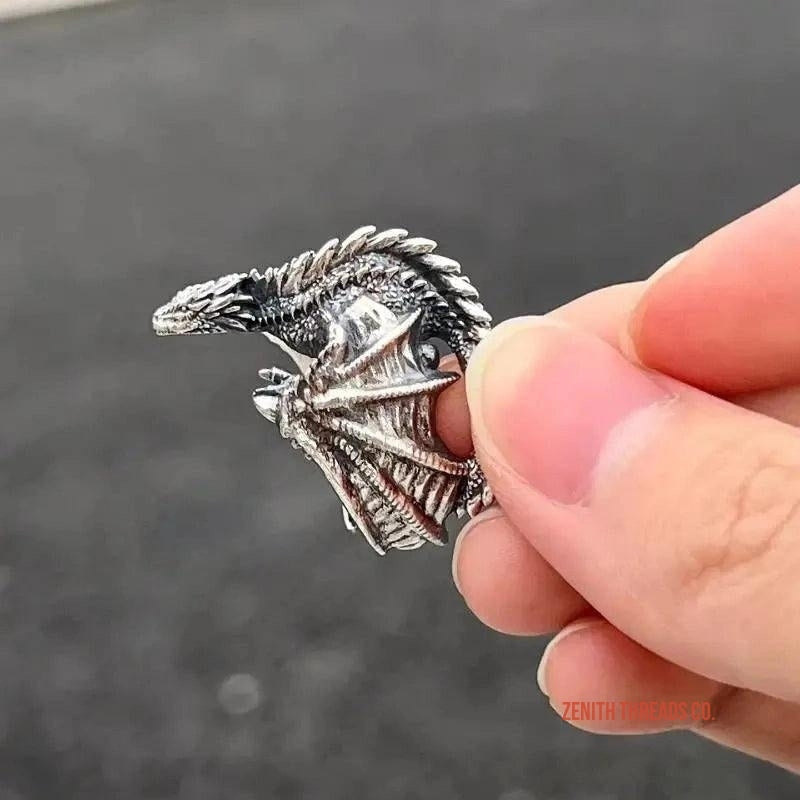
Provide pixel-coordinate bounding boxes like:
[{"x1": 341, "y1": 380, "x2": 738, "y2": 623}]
[{"x1": 152, "y1": 226, "x2": 493, "y2": 554}]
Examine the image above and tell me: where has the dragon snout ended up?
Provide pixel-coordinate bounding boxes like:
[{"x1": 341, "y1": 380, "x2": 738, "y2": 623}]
[
  {"x1": 152, "y1": 304, "x2": 173, "y2": 335},
  {"x1": 152, "y1": 272, "x2": 261, "y2": 337},
  {"x1": 152, "y1": 302, "x2": 203, "y2": 336},
  {"x1": 153, "y1": 299, "x2": 211, "y2": 336}
]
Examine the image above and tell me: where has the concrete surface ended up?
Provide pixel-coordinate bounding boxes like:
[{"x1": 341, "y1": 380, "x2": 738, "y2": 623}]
[
  {"x1": 0, "y1": 0, "x2": 115, "y2": 22},
  {"x1": 2, "y1": 1, "x2": 800, "y2": 797}
]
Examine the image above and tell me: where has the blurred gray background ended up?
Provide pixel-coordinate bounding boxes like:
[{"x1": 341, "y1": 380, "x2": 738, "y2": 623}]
[{"x1": 2, "y1": 1, "x2": 799, "y2": 798}]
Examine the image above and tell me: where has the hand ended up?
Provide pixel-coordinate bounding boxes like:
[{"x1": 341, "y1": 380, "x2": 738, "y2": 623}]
[{"x1": 441, "y1": 185, "x2": 800, "y2": 771}]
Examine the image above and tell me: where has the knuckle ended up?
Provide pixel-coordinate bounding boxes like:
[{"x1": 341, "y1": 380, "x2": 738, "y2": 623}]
[{"x1": 674, "y1": 437, "x2": 800, "y2": 596}]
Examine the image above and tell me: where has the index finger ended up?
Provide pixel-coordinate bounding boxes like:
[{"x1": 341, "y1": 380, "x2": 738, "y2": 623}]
[{"x1": 627, "y1": 184, "x2": 800, "y2": 394}]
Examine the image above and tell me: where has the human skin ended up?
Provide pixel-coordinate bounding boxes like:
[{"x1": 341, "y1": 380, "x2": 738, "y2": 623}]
[{"x1": 437, "y1": 185, "x2": 800, "y2": 771}]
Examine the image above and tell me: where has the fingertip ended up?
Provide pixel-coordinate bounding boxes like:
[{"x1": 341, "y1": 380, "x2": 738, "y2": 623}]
[
  {"x1": 539, "y1": 619, "x2": 720, "y2": 734},
  {"x1": 467, "y1": 318, "x2": 671, "y2": 505},
  {"x1": 620, "y1": 250, "x2": 690, "y2": 365},
  {"x1": 451, "y1": 505, "x2": 505, "y2": 594},
  {"x1": 537, "y1": 617, "x2": 604, "y2": 696},
  {"x1": 465, "y1": 316, "x2": 558, "y2": 413},
  {"x1": 452, "y1": 508, "x2": 590, "y2": 636},
  {"x1": 552, "y1": 281, "x2": 645, "y2": 351},
  {"x1": 624, "y1": 185, "x2": 800, "y2": 393}
]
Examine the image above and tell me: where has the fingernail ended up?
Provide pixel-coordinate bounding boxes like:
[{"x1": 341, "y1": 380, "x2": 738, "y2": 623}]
[
  {"x1": 467, "y1": 318, "x2": 672, "y2": 504},
  {"x1": 451, "y1": 506, "x2": 506, "y2": 594},
  {"x1": 649, "y1": 249, "x2": 690, "y2": 282},
  {"x1": 537, "y1": 618, "x2": 604, "y2": 697},
  {"x1": 620, "y1": 250, "x2": 689, "y2": 362}
]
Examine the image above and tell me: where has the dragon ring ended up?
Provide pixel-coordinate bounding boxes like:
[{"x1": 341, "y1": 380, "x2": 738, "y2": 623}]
[{"x1": 152, "y1": 226, "x2": 493, "y2": 554}]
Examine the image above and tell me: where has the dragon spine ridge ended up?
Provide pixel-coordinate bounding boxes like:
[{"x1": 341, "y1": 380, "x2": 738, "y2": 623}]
[
  {"x1": 157, "y1": 226, "x2": 490, "y2": 361},
  {"x1": 262, "y1": 225, "x2": 488, "y2": 328}
]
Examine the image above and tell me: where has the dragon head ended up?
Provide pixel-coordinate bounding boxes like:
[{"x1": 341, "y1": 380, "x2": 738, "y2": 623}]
[{"x1": 152, "y1": 271, "x2": 266, "y2": 336}]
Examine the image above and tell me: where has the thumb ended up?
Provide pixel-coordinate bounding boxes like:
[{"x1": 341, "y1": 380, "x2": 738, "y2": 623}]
[{"x1": 467, "y1": 317, "x2": 800, "y2": 702}]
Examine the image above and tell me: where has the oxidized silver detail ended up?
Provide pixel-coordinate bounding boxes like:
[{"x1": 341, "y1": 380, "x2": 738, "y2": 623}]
[{"x1": 153, "y1": 226, "x2": 494, "y2": 553}]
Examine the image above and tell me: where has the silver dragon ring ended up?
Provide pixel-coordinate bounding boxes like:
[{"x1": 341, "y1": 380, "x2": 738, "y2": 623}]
[{"x1": 152, "y1": 226, "x2": 493, "y2": 554}]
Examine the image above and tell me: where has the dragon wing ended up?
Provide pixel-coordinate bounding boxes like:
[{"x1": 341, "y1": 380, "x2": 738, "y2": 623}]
[{"x1": 256, "y1": 297, "x2": 469, "y2": 554}]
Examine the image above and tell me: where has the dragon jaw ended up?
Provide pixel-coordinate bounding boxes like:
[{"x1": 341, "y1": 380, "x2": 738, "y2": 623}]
[
  {"x1": 152, "y1": 269, "x2": 323, "y2": 376},
  {"x1": 155, "y1": 262, "x2": 344, "y2": 377},
  {"x1": 152, "y1": 272, "x2": 265, "y2": 336}
]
